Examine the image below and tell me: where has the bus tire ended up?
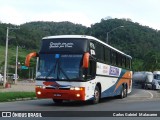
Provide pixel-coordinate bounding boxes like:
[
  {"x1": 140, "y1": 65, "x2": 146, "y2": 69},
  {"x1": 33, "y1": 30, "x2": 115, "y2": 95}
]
[
  {"x1": 92, "y1": 86, "x2": 100, "y2": 104},
  {"x1": 119, "y1": 85, "x2": 126, "y2": 99},
  {"x1": 53, "y1": 99, "x2": 63, "y2": 104},
  {"x1": 124, "y1": 85, "x2": 128, "y2": 98}
]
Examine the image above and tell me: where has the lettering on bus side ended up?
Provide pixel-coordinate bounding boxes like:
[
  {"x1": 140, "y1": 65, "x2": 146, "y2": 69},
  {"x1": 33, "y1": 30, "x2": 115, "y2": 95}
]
[{"x1": 49, "y1": 42, "x2": 74, "y2": 49}]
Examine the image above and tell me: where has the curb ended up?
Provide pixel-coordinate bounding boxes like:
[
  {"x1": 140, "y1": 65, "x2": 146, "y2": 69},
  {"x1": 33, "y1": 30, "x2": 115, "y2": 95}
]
[
  {"x1": 2, "y1": 97, "x2": 37, "y2": 102},
  {"x1": 8, "y1": 97, "x2": 37, "y2": 102}
]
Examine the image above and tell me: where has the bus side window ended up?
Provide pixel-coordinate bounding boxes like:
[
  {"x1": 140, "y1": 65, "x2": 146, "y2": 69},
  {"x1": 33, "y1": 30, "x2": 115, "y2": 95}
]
[
  {"x1": 116, "y1": 52, "x2": 118, "y2": 66},
  {"x1": 84, "y1": 58, "x2": 96, "y2": 80},
  {"x1": 105, "y1": 47, "x2": 110, "y2": 64},
  {"x1": 130, "y1": 59, "x2": 132, "y2": 69},
  {"x1": 116, "y1": 53, "x2": 121, "y2": 67},
  {"x1": 89, "y1": 59, "x2": 96, "y2": 78},
  {"x1": 126, "y1": 58, "x2": 131, "y2": 69},
  {"x1": 111, "y1": 50, "x2": 116, "y2": 65},
  {"x1": 110, "y1": 49, "x2": 113, "y2": 65},
  {"x1": 95, "y1": 43, "x2": 104, "y2": 62},
  {"x1": 122, "y1": 56, "x2": 126, "y2": 68}
]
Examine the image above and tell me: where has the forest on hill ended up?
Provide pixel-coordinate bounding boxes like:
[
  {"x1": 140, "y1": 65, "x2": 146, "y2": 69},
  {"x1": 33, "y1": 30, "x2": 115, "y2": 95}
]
[{"x1": 0, "y1": 18, "x2": 160, "y2": 78}]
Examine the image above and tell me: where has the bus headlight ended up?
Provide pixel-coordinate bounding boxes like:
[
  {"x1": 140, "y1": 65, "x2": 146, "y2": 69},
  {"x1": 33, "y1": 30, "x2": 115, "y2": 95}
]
[
  {"x1": 76, "y1": 94, "x2": 80, "y2": 97},
  {"x1": 70, "y1": 87, "x2": 75, "y2": 90},
  {"x1": 36, "y1": 85, "x2": 46, "y2": 89},
  {"x1": 70, "y1": 87, "x2": 84, "y2": 91},
  {"x1": 37, "y1": 91, "x2": 41, "y2": 95}
]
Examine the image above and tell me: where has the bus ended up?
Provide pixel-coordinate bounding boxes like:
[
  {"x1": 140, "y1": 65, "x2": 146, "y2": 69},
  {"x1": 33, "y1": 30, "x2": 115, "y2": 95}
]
[{"x1": 25, "y1": 35, "x2": 132, "y2": 104}]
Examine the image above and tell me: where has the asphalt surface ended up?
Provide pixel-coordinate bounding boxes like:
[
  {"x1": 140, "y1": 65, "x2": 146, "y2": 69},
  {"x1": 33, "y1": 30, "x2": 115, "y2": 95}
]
[
  {"x1": 0, "y1": 83, "x2": 160, "y2": 120},
  {"x1": 0, "y1": 87, "x2": 160, "y2": 111}
]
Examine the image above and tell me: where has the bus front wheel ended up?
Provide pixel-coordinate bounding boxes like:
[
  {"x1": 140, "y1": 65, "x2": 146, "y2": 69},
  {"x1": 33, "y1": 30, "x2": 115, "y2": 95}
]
[{"x1": 92, "y1": 86, "x2": 100, "y2": 104}]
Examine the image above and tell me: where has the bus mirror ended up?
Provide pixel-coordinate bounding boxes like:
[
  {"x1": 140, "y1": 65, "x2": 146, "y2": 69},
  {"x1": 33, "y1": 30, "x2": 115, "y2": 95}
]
[
  {"x1": 25, "y1": 52, "x2": 38, "y2": 67},
  {"x1": 83, "y1": 52, "x2": 90, "y2": 68}
]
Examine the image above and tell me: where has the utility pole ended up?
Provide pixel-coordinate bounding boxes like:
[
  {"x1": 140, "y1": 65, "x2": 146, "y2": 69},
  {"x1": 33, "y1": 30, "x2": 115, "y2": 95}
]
[
  {"x1": 3, "y1": 27, "x2": 9, "y2": 88},
  {"x1": 15, "y1": 46, "x2": 18, "y2": 84},
  {"x1": 3, "y1": 27, "x2": 20, "y2": 88}
]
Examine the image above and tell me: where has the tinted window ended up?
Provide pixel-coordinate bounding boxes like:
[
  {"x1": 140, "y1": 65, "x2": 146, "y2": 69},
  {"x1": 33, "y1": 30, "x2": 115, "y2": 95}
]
[
  {"x1": 90, "y1": 41, "x2": 104, "y2": 62},
  {"x1": 110, "y1": 50, "x2": 116, "y2": 65},
  {"x1": 122, "y1": 56, "x2": 126, "y2": 68},
  {"x1": 37, "y1": 54, "x2": 83, "y2": 80},
  {"x1": 105, "y1": 47, "x2": 110, "y2": 63},
  {"x1": 116, "y1": 53, "x2": 122, "y2": 67},
  {"x1": 126, "y1": 58, "x2": 131, "y2": 69}
]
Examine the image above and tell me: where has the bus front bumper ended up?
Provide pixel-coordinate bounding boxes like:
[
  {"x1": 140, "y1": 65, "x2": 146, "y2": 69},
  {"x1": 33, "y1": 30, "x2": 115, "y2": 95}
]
[{"x1": 35, "y1": 87, "x2": 85, "y2": 101}]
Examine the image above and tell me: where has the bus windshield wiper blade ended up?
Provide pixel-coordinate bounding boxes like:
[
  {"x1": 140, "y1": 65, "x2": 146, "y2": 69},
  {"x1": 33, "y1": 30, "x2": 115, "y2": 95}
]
[
  {"x1": 45, "y1": 59, "x2": 58, "y2": 79},
  {"x1": 58, "y1": 66, "x2": 70, "y2": 80},
  {"x1": 57, "y1": 59, "x2": 70, "y2": 80}
]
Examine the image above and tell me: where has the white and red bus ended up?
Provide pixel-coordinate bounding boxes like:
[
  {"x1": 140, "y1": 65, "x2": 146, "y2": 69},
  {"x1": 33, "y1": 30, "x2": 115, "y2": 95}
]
[{"x1": 25, "y1": 35, "x2": 132, "y2": 104}]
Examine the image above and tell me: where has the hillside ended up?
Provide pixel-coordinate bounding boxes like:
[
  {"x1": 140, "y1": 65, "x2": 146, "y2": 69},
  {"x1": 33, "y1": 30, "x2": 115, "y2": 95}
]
[
  {"x1": 90, "y1": 18, "x2": 160, "y2": 70},
  {"x1": 0, "y1": 18, "x2": 160, "y2": 75},
  {"x1": 0, "y1": 46, "x2": 36, "y2": 78}
]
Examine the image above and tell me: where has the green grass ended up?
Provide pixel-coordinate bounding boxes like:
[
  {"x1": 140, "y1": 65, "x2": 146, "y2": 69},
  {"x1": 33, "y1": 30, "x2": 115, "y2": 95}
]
[
  {"x1": 0, "y1": 92, "x2": 36, "y2": 102},
  {"x1": 0, "y1": 45, "x2": 36, "y2": 67}
]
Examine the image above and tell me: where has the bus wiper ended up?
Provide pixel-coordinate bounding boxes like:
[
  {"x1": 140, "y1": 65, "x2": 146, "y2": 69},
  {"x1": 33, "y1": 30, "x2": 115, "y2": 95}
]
[
  {"x1": 45, "y1": 57, "x2": 70, "y2": 80},
  {"x1": 57, "y1": 61, "x2": 70, "y2": 80},
  {"x1": 58, "y1": 66, "x2": 70, "y2": 80},
  {"x1": 45, "y1": 59, "x2": 59, "y2": 79}
]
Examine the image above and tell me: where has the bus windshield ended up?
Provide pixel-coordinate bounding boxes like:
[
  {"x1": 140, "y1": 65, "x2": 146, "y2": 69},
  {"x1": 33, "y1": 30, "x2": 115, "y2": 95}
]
[{"x1": 36, "y1": 54, "x2": 83, "y2": 81}]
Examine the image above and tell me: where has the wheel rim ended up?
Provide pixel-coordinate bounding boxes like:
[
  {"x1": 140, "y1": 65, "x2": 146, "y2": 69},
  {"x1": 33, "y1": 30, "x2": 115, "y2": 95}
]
[
  {"x1": 123, "y1": 88, "x2": 127, "y2": 97},
  {"x1": 121, "y1": 88, "x2": 124, "y2": 97},
  {"x1": 94, "y1": 89, "x2": 99, "y2": 102}
]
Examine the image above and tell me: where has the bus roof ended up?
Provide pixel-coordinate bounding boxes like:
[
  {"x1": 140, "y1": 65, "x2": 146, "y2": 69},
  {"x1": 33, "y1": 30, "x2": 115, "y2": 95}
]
[{"x1": 42, "y1": 35, "x2": 132, "y2": 59}]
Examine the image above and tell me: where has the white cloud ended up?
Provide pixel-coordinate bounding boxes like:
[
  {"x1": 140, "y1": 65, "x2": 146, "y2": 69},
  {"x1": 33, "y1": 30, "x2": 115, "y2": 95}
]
[
  {"x1": 1, "y1": 0, "x2": 160, "y2": 29},
  {"x1": 0, "y1": 5, "x2": 24, "y2": 25},
  {"x1": 31, "y1": 12, "x2": 93, "y2": 27},
  {"x1": 0, "y1": 5, "x2": 92, "y2": 27}
]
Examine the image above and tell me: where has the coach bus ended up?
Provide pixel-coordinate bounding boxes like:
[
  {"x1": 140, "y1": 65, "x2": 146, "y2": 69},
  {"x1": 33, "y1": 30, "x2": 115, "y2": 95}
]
[{"x1": 25, "y1": 35, "x2": 132, "y2": 104}]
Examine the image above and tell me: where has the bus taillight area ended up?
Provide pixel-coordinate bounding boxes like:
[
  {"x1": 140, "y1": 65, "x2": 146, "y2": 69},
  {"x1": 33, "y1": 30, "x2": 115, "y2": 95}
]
[{"x1": 35, "y1": 87, "x2": 85, "y2": 101}]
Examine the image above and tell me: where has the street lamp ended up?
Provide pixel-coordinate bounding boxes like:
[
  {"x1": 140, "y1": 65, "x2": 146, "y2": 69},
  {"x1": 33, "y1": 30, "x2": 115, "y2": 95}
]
[
  {"x1": 106, "y1": 26, "x2": 124, "y2": 44},
  {"x1": 3, "y1": 27, "x2": 20, "y2": 88}
]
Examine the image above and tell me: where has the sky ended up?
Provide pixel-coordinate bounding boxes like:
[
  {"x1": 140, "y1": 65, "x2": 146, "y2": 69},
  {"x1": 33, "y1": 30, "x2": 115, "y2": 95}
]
[{"x1": 0, "y1": 0, "x2": 160, "y2": 30}]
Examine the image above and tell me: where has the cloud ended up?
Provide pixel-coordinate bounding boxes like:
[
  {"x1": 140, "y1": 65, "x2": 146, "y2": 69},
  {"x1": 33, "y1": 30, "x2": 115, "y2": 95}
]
[
  {"x1": 0, "y1": 5, "x2": 24, "y2": 25},
  {"x1": 0, "y1": 5, "x2": 92, "y2": 27},
  {"x1": 31, "y1": 12, "x2": 93, "y2": 27},
  {"x1": 1, "y1": 0, "x2": 160, "y2": 30}
]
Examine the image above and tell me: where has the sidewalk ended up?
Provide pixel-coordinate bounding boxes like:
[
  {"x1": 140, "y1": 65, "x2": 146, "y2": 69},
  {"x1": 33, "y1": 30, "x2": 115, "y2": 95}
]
[{"x1": 0, "y1": 80, "x2": 35, "y2": 92}]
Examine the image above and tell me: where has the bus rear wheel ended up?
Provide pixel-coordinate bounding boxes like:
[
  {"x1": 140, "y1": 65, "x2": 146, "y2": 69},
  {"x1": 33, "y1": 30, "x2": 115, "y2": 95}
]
[
  {"x1": 92, "y1": 86, "x2": 100, "y2": 104},
  {"x1": 124, "y1": 85, "x2": 128, "y2": 98},
  {"x1": 53, "y1": 99, "x2": 63, "y2": 104},
  {"x1": 119, "y1": 85, "x2": 127, "y2": 99}
]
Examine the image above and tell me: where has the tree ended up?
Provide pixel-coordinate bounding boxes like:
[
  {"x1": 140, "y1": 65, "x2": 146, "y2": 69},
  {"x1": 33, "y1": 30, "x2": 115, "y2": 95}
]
[{"x1": 143, "y1": 51, "x2": 160, "y2": 71}]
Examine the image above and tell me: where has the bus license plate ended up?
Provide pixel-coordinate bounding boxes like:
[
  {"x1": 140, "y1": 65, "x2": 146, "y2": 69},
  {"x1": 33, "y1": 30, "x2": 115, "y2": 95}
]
[{"x1": 54, "y1": 94, "x2": 61, "y2": 96}]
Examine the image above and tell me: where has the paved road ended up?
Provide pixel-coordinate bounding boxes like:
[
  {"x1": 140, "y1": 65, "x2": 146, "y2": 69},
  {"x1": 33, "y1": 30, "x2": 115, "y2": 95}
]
[
  {"x1": 0, "y1": 85, "x2": 160, "y2": 120},
  {"x1": 0, "y1": 87, "x2": 160, "y2": 111}
]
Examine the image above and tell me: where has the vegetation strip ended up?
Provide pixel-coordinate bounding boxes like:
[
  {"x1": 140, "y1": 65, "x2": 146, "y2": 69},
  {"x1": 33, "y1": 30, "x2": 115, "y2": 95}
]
[{"x1": 0, "y1": 92, "x2": 36, "y2": 102}]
